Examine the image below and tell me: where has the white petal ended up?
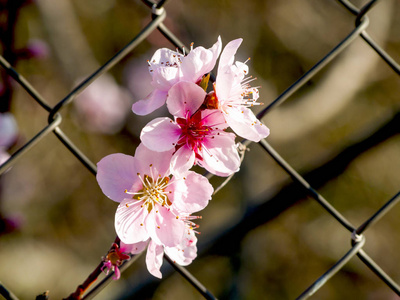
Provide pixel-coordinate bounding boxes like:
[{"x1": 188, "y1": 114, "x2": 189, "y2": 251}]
[
  {"x1": 115, "y1": 200, "x2": 150, "y2": 244},
  {"x1": 165, "y1": 230, "x2": 197, "y2": 266},
  {"x1": 225, "y1": 107, "x2": 270, "y2": 142}
]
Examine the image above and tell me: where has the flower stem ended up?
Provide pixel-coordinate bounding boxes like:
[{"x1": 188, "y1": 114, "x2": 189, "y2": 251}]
[{"x1": 63, "y1": 236, "x2": 120, "y2": 300}]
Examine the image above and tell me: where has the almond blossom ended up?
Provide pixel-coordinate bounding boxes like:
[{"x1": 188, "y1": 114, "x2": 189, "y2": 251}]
[
  {"x1": 96, "y1": 143, "x2": 213, "y2": 249},
  {"x1": 131, "y1": 36, "x2": 222, "y2": 115},
  {"x1": 140, "y1": 81, "x2": 240, "y2": 177},
  {"x1": 204, "y1": 38, "x2": 270, "y2": 142},
  {"x1": 121, "y1": 226, "x2": 198, "y2": 278}
]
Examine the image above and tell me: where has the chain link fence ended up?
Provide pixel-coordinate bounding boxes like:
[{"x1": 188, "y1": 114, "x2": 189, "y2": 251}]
[{"x1": 1, "y1": 0, "x2": 400, "y2": 299}]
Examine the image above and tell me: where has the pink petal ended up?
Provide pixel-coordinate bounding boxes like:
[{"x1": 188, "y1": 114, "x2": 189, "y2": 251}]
[
  {"x1": 121, "y1": 240, "x2": 149, "y2": 255},
  {"x1": 166, "y1": 82, "x2": 206, "y2": 118},
  {"x1": 224, "y1": 107, "x2": 270, "y2": 142},
  {"x1": 218, "y1": 38, "x2": 242, "y2": 74},
  {"x1": 115, "y1": 199, "x2": 150, "y2": 244},
  {"x1": 180, "y1": 36, "x2": 222, "y2": 82},
  {"x1": 132, "y1": 89, "x2": 168, "y2": 115},
  {"x1": 113, "y1": 266, "x2": 121, "y2": 280},
  {"x1": 101, "y1": 261, "x2": 112, "y2": 275},
  {"x1": 0, "y1": 113, "x2": 17, "y2": 148},
  {"x1": 0, "y1": 150, "x2": 10, "y2": 167},
  {"x1": 146, "y1": 240, "x2": 164, "y2": 279},
  {"x1": 96, "y1": 153, "x2": 139, "y2": 202},
  {"x1": 200, "y1": 109, "x2": 229, "y2": 130},
  {"x1": 165, "y1": 230, "x2": 197, "y2": 266},
  {"x1": 199, "y1": 133, "x2": 240, "y2": 177},
  {"x1": 146, "y1": 206, "x2": 186, "y2": 247},
  {"x1": 140, "y1": 117, "x2": 181, "y2": 152},
  {"x1": 74, "y1": 74, "x2": 131, "y2": 134},
  {"x1": 167, "y1": 171, "x2": 213, "y2": 213},
  {"x1": 170, "y1": 145, "x2": 196, "y2": 177},
  {"x1": 133, "y1": 143, "x2": 174, "y2": 177}
]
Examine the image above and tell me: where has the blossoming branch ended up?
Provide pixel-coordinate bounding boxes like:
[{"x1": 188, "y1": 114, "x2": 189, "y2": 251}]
[{"x1": 96, "y1": 36, "x2": 269, "y2": 279}]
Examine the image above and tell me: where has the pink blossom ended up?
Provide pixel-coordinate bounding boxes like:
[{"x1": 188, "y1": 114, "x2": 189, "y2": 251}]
[
  {"x1": 140, "y1": 81, "x2": 240, "y2": 177},
  {"x1": 205, "y1": 38, "x2": 270, "y2": 142},
  {"x1": 0, "y1": 113, "x2": 18, "y2": 168},
  {"x1": 132, "y1": 36, "x2": 222, "y2": 116},
  {"x1": 18, "y1": 39, "x2": 50, "y2": 60},
  {"x1": 73, "y1": 74, "x2": 131, "y2": 134},
  {"x1": 101, "y1": 243, "x2": 130, "y2": 280},
  {"x1": 96, "y1": 143, "x2": 213, "y2": 248},
  {"x1": 121, "y1": 227, "x2": 198, "y2": 278}
]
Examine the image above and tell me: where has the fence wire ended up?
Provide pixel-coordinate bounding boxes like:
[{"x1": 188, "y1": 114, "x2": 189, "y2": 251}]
[{"x1": 1, "y1": 0, "x2": 400, "y2": 299}]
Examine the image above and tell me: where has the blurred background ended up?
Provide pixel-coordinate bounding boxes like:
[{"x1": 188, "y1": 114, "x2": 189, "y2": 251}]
[{"x1": 1, "y1": 0, "x2": 400, "y2": 299}]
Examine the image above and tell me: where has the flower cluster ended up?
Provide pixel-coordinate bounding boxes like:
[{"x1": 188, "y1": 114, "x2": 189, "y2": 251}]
[{"x1": 96, "y1": 37, "x2": 269, "y2": 279}]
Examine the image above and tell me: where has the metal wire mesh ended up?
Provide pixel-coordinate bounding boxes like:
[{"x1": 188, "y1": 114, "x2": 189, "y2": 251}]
[{"x1": 1, "y1": 0, "x2": 400, "y2": 299}]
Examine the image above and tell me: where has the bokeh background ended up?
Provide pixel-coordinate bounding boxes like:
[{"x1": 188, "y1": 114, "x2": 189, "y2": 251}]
[{"x1": 1, "y1": 0, "x2": 400, "y2": 299}]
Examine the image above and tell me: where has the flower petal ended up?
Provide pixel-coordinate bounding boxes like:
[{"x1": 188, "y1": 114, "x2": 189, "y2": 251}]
[
  {"x1": 0, "y1": 113, "x2": 17, "y2": 148},
  {"x1": 113, "y1": 266, "x2": 121, "y2": 280},
  {"x1": 140, "y1": 117, "x2": 181, "y2": 152},
  {"x1": 166, "y1": 82, "x2": 206, "y2": 118},
  {"x1": 225, "y1": 107, "x2": 270, "y2": 142},
  {"x1": 170, "y1": 145, "x2": 196, "y2": 178},
  {"x1": 150, "y1": 48, "x2": 184, "y2": 67},
  {"x1": 200, "y1": 109, "x2": 229, "y2": 130},
  {"x1": 180, "y1": 36, "x2": 222, "y2": 83},
  {"x1": 215, "y1": 65, "x2": 236, "y2": 101},
  {"x1": 132, "y1": 89, "x2": 168, "y2": 116},
  {"x1": 115, "y1": 199, "x2": 149, "y2": 244},
  {"x1": 199, "y1": 133, "x2": 240, "y2": 177},
  {"x1": 121, "y1": 239, "x2": 149, "y2": 255},
  {"x1": 133, "y1": 143, "x2": 174, "y2": 177},
  {"x1": 151, "y1": 66, "x2": 180, "y2": 90},
  {"x1": 146, "y1": 240, "x2": 164, "y2": 279},
  {"x1": 218, "y1": 38, "x2": 242, "y2": 74},
  {"x1": 97, "y1": 153, "x2": 139, "y2": 202},
  {"x1": 165, "y1": 230, "x2": 197, "y2": 266},
  {"x1": 0, "y1": 150, "x2": 10, "y2": 167},
  {"x1": 146, "y1": 206, "x2": 186, "y2": 247},
  {"x1": 167, "y1": 171, "x2": 213, "y2": 213}
]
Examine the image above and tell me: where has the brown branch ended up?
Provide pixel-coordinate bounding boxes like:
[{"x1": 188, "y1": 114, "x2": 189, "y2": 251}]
[{"x1": 63, "y1": 236, "x2": 120, "y2": 300}]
